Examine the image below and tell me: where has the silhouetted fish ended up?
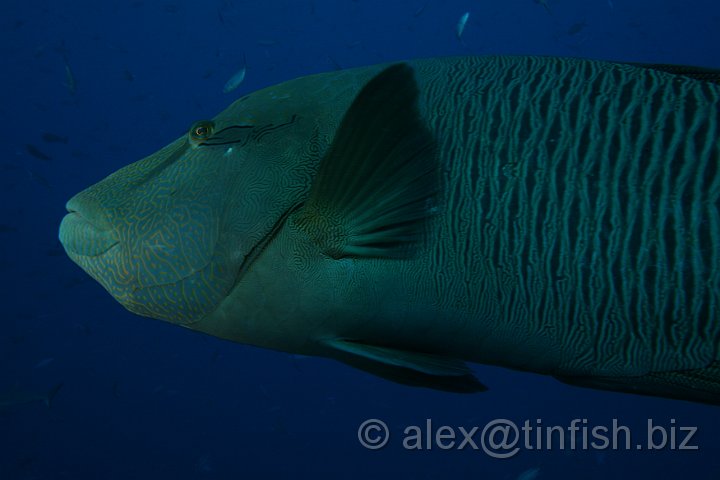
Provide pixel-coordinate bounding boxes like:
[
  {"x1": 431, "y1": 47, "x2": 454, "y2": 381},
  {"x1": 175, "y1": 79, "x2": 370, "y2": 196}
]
[
  {"x1": 25, "y1": 144, "x2": 51, "y2": 161},
  {"x1": 46, "y1": 246, "x2": 65, "y2": 257},
  {"x1": 25, "y1": 168, "x2": 52, "y2": 190},
  {"x1": 567, "y1": 20, "x2": 588, "y2": 35},
  {"x1": 534, "y1": 0, "x2": 551, "y2": 14},
  {"x1": 517, "y1": 467, "x2": 541, "y2": 480},
  {"x1": 0, "y1": 384, "x2": 63, "y2": 411},
  {"x1": 222, "y1": 55, "x2": 247, "y2": 94},
  {"x1": 41, "y1": 132, "x2": 68, "y2": 144},
  {"x1": 327, "y1": 55, "x2": 342, "y2": 71},
  {"x1": 34, "y1": 358, "x2": 55, "y2": 369},
  {"x1": 456, "y1": 12, "x2": 469, "y2": 39},
  {"x1": 63, "y1": 60, "x2": 76, "y2": 95}
]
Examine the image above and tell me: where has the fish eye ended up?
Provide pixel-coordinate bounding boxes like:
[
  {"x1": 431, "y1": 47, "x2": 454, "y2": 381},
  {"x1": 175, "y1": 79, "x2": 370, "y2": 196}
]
[{"x1": 188, "y1": 120, "x2": 215, "y2": 147}]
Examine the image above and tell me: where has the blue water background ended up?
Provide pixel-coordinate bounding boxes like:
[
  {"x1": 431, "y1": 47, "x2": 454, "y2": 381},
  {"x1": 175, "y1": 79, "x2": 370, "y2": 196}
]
[{"x1": 1, "y1": 0, "x2": 720, "y2": 478}]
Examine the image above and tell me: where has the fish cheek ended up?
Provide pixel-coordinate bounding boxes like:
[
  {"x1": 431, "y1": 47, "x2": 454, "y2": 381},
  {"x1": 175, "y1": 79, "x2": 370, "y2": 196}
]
[
  {"x1": 122, "y1": 254, "x2": 237, "y2": 325},
  {"x1": 129, "y1": 202, "x2": 221, "y2": 289}
]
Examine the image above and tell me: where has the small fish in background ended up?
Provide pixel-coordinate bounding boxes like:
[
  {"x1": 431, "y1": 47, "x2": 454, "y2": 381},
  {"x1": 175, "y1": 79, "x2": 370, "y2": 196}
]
[
  {"x1": 534, "y1": 0, "x2": 551, "y2": 14},
  {"x1": 567, "y1": 20, "x2": 588, "y2": 36},
  {"x1": 46, "y1": 245, "x2": 65, "y2": 256},
  {"x1": 217, "y1": 0, "x2": 239, "y2": 25},
  {"x1": 194, "y1": 454, "x2": 213, "y2": 474},
  {"x1": 25, "y1": 144, "x2": 51, "y2": 161},
  {"x1": 327, "y1": 55, "x2": 343, "y2": 71},
  {"x1": 257, "y1": 39, "x2": 278, "y2": 46},
  {"x1": 33, "y1": 43, "x2": 47, "y2": 59},
  {"x1": 516, "y1": 467, "x2": 541, "y2": 480},
  {"x1": 34, "y1": 358, "x2": 55, "y2": 369},
  {"x1": 289, "y1": 353, "x2": 311, "y2": 373},
  {"x1": 63, "y1": 57, "x2": 76, "y2": 95},
  {"x1": 0, "y1": 224, "x2": 18, "y2": 234},
  {"x1": 456, "y1": 12, "x2": 470, "y2": 40},
  {"x1": 32, "y1": 100, "x2": 50, "y2": 112},
  {"x1": 128, "y1": 93, "x2": 150, "y2": 102},
  {"x1": 62, "y1": 276, "x2": 87, "y2": 288},
  {"x1": 54, "y1": 40, "x2": 69, "y2": 57},
  {"x1": 222, "y1": 54, "x2": 246, "y2": 94},
  {"x1": 0, "y1": 383, "x2": 63, "y2": 411},
  {"x1": 413, "y1": 3, "x2": 427, "y2": 18},
  {"x1": 25, "y1": 168, "x2": 52, "y2": 190},
  {"x1": 41, "y1": 132, "x2": 68, "y2": 144},
  {"x1": 1, "y1": 162, "x2": 20, "y2": 172},
  {"x1": 112, "y1": 381, "x2": 121, "y2": 399},
  {"x1": 123, "y1": 68, "x2": 135, "y2": 82},
  {"x1": 74, "y1": 322, "x2": 92, "y2": 336}
]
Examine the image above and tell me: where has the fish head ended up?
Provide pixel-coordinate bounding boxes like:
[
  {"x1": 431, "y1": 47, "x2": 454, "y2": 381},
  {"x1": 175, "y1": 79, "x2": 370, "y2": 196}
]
[{"x1": 59, "y1": 93, "x2": 322, "y2": 325}]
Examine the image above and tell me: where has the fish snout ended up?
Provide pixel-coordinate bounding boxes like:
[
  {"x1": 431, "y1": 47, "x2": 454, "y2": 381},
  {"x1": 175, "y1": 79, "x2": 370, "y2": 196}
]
[{"x1": 59, "y1": 195, "x2": 119, "y2": 257}]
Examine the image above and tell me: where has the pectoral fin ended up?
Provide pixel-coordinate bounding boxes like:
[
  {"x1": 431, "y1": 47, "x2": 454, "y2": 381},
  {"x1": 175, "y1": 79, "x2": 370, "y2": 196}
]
[
  {"x1": 294, "y1": 63, "x2": 439, "y2": 259},
  {"x1": 324, "y1": 338, "x2": 487, "y2": 393}
]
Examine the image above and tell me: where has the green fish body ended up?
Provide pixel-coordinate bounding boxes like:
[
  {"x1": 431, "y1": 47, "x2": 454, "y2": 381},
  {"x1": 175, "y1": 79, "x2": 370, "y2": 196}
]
[{"x1": 59, "y1": 56, "x2": 720, "y2": 403}]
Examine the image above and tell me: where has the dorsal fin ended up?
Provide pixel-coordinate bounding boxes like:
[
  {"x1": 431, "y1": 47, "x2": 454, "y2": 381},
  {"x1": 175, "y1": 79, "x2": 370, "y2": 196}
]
[{"x1": 626, "y1": 62, "x2": 720, "y2": 86}]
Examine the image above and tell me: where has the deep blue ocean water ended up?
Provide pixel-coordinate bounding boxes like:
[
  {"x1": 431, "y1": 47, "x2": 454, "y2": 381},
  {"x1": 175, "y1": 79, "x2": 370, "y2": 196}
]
[{"x1": 2, "y1": 0, "x2": 720, "y2": 478}]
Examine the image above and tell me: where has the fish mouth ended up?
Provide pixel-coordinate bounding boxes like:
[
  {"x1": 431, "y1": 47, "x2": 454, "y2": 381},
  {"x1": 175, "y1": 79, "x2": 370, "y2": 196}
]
[{"x1": 59, "y1": 197, "x2": 119, "y2": 257}]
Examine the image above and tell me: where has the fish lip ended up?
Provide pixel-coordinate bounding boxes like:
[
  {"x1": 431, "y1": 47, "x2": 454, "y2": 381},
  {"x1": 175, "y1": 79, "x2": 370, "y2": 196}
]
[
  {"x1": 59, "y1": 198, "x2": 120, "y2": 257},
  {"x1": 59, "y1": 213, "x2": 120, "y2": 258},
  {"x1": 64, "y1": 197, "x2": 114, "y2": 232}
]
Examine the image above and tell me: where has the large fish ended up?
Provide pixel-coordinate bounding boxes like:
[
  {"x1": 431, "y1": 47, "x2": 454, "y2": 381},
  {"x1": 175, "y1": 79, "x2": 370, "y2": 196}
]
[{"x1": 59, "y1": 56, "x2": 720, "y2": 404}]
